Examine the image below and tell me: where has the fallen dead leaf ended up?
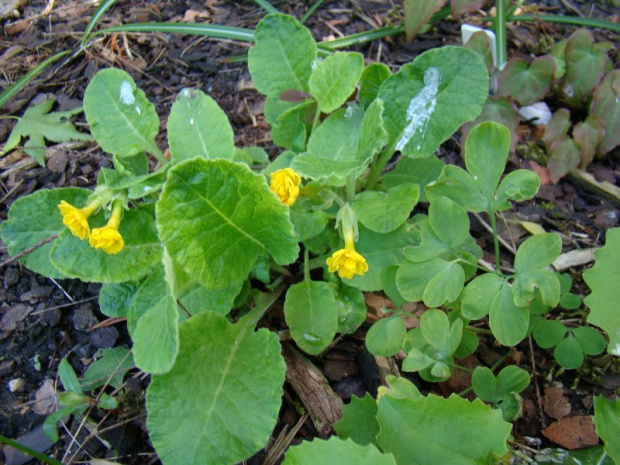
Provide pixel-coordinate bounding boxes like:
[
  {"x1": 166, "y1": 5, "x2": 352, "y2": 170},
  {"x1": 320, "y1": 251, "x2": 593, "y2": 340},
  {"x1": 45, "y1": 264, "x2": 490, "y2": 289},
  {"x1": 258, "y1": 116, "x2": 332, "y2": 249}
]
[
  {"x1": 542, "y1": 416, "x2": 599, "y2": 449},
  {"x1": 32, "y1": 379, "x2": 57, "y2": 415},
  {"x1": 530, "y1": 160, "x2": 552, "y2": 186},
  {"x1": 544, "y1": 385, "x2": 571, "y2": 420}
]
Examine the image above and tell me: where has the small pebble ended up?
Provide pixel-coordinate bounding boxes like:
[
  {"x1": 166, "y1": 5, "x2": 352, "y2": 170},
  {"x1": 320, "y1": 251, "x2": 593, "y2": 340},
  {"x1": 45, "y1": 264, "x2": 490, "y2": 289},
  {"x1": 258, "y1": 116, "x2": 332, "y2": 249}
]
[
  {"x1": 89, "y1": 327, "x2": 119, "y2": 348},
  {"x1": 8, "y1": 378, "x2": 25, "y2": 392}
]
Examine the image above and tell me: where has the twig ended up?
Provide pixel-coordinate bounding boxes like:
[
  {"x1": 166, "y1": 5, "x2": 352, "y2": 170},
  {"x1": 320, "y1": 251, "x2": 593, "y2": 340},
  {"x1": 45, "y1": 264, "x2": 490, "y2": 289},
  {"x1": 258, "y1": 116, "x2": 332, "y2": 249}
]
[
  {"x1": 528, "y1": 334, "x2": 546, "y2": 429},
  {"x1": 262, "y1": 413, "x2": 309, "y2": 465},
  {"x1": 472, "y1": 212, "x2": 517, "y2": 255},
  {"x1": 0, "y1": 234, "x2": 58, "y2": 269}
]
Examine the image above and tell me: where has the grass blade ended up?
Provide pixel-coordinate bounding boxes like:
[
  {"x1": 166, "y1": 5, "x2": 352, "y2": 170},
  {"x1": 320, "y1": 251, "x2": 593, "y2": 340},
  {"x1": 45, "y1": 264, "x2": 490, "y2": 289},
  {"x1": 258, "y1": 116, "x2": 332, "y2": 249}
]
[
  {"x1": 94, "y1": 22, "x2": 256, "y2": 42},
  {"x1": 0, "y1": 435, "x2": 63, "y2": 465},
  {"x1": 507, "y1": 13, "x2": 620, "y2": 32},
  {"x1": 0, "y1": 50, "x2": 71, "y2": 109},
  {"x1": 253, "y1": 0, "x2": 279, "y2": 14},
  {"x1": 301, "y1": 0, "x2": 324, "y2": 24},
  {"x1": 81, "y1": 0, "x2": 119, "y2": 47}
]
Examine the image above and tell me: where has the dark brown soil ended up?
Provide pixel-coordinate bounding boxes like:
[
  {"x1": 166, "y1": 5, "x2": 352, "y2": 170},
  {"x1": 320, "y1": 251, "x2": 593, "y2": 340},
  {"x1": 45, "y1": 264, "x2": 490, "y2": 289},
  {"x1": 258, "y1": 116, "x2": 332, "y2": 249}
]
[{"x1": 0, "y1": 1, "x2": 619, "y2": 464}]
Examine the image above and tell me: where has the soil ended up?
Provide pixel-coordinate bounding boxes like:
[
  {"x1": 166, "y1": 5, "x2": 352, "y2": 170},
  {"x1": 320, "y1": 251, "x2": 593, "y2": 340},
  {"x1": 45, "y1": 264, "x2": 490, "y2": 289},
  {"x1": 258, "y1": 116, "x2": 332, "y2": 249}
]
[{"x1": 0, "y1": 1, "x2": 619, "y2": 464}]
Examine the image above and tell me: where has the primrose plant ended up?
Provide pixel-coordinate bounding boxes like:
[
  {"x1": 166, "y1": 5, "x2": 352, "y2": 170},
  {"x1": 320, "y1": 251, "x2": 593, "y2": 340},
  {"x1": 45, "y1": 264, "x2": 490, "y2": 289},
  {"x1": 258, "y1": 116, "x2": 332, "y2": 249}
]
[{"x1": 2, "y1": 13, "x2": 617, "y2": 465}]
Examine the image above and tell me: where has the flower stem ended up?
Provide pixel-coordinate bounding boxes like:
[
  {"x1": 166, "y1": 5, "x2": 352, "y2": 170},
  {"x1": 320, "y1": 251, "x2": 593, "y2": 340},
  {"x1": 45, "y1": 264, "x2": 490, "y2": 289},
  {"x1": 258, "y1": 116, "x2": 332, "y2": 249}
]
[
  {"x1": 488, "y1": 209, "x2": 501, "y2": 272},
  {"x1": 239, "y1": 281, "x2": 288, "y2": 329},
  {"x1": 303, "y1": 247, "x2": 310, "y2": 282}
]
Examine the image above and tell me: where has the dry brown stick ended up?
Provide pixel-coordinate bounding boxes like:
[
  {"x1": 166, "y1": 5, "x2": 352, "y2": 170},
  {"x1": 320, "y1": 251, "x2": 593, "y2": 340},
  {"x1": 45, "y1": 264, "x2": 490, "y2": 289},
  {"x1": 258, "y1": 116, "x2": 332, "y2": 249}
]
[
  {"x1": 528, "y1": 334, "x2": 546, "y2": 429},
  {"x1": 0, "y1": 234, "x2": 58, "y2": 269},
  {"x1": 262, "y1": 413, "x2": 309, "y2": 465},
  {"x1": 282, "y1": 344, "x2": 343, "y2": 438}
]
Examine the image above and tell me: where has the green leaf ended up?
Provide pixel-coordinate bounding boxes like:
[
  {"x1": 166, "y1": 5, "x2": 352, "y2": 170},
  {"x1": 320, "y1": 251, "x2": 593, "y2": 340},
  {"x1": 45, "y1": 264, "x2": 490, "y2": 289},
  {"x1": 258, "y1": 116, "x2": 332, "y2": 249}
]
[
  {"x1": 515, "y1": 233, "x2": 562, "y2": 273},
  {"x1": 563, "y1": 28, "x2": 610, "y2": 105},
  {"x1": 147, "y1": 311, "x2": 286, "y2": 465},
  {"x1": 428, "y1": 196, "x2": 469, "y2": 248},
  {"x1": 512, "y1": 270, "x2": 560, "y2": 308},
  {"x1": 380, "y1": 265, "x2": 407, "y2": 308},
  {"x1": 334, "y1": 284, "x2": 367, "y2": 334},
  {"x1": 366, "y1": 317, "x2": 407, "y2": 356},
  {"x1": 381, "y1": 156, "x2": 444, "y2": 202},
  {"x1": 353, "y1": 184, "x2": 420, "y2": 234},
  {"x1": 547, "y1": 136, "x2": 581, "y2": 183},
  {"x1": 291, "y1": 100, "x2": 387, "y2": 186},
  {"x1": 83, "y1": 68, "x2": 160, "y2": 157},
  {"x1": 50, "y1": 207, "x2": 162, "y2": 283},
  {"x1": 454, "y1": 330, "x2": 479, "y2": 359},
  {"x1": 584, "y1": 227, "x2": 620, "y2": 355},
  {"x1": 58, "y1": 358, "x2": 82, "y2": 394},
  {"x1": 270, "y1": 100, "x2": 315, "y2": 151},
  {"x1": 593, "y1": 396, "x2": 620, "y2": 464},
  {"x1": 157, "y1": 159, "x2": 299, "y2": 302},
  {"x1": 425, "y1": 165, "x2": 487, "y2": 213},
  {"x1": 543, "y1": 108, "x2": 571, "y2": 151},
  {"x1": 472, "y1": 367, "x2": 497, "y2": 402},
  {"x1": 495, "y1": 365, "x2": 530, "y2": 398},
  {"x1": 0, "y1": 187, "x2": 91, "y2": 279},
  {"x1": 590, "y1": 70, "x2": 620, "y2": 156},
  {"x1": 248, "y1": 13, "x2": 317, "y2": 96},
  {"x1": 377, "y1": 394, "x2": 511, "y2": 465},
  {"x1": 422, "y1": 261, "x2": 465, "y2": 308},
  {"x1": 489, "y1": 284, "x2": 529, "y2": 346},
  {"x1": 379, "y1": 46, "x2": 488, "y2": 157},
  {"x1": 533, "y1": 319, "x2": 567, "y2": 348},
  {"x1": 535, "y1": 446, "x2": 614, "y2": 465},
  {"x1": 284, "y1": 280, "x2": 338, "y2": 355},
  {"x1": 464, "y1": 122, "x2": 511, "y2": 204},
  {"x1": 462, "y1": 97, "x2": 520, "y2": 153},
  {"x1": 420, "y1": 309, "x2": 462, "y2": 357},
  {"x1": 283, "y1": 437, "x2": 396, "y2": 465},
  {"x1": 348, "y1": 223, "x2": 416, "y2": 291},
  {"x1": 498, "y1": 56, "x2": 556, "y2": 106},
  {"x1": 396, "y1": 257, "x2": 447, "y2": 303},
  {"x1": 572, "y1": 326, "x2": 606, "y2": 356},
  {"x1": 167, "y1": 88, "x2": 235, "y2": 162},
  {"x1": 492, "y1": 169, "x2": 540, "y2": 211},
  {"x1": 309, "y1": 52, "x2": 364, "y2": 113},
  {"x1": 574, "y1": 114, "x2": 605, "y2": 168},
  {"x1": 554, "y1": 334, "x2": 584, "y2": 369},
  {"x1": 3, "y1": 97, "x2": 92, "y2": 165},
  {"x1": 99, "y1": 281, "x2": 140, "y2": 318},
  {"x1": 290, "y1": 198, "x2": 329, "y2": 242},
  {"x1": 403, "y1": 0, "x2": 444, "y2": 41},
  {"x1": 81, "y1": 347, "x2": 135, "y2": 391},
  {"x1": 359, "y1": 62, "x2": 391, "y2": 109},
  {"x1": 461, "y1": 273, "x2": 504, "y2": 320},
  {"x1": 334, "y1": 393, "x2": 379, "y2": 447},
  {"x1": 132, "y1": 265, "x2": 179, "y2": 374}
]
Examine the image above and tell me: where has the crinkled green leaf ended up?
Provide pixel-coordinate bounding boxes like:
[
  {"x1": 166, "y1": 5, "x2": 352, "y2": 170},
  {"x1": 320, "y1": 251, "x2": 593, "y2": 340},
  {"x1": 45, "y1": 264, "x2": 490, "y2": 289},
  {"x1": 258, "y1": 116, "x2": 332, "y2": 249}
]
[
  {"x1": 157, "y1": 158, "x2": 299, "y2": 303},
  {"x1": 291, "y1": 99, "x2": 386, "y2": 186},
  {"x1": 283, "y1": 437, "x2": 396, "y2": 465},
  {"x1": 248, "y1": 13, "x2": 317, "y2": 96},
  {"x1": 353, "y1": 183, "x2": 419, "y2": 234},
  {"x1": 359, "y1": 62, "x2": 391, "y2": 109},
  {"x1": 367, "y1": 316, "x2": 407, "y2": 356},
  {"x1": 99, "y1": 281, "x2": 140, "y2": 318},
  {"x1": 593, "y1": 396, "x2": 620, "y2": 464},
  {"x1": 309, "y1": 52, "x2": 364, "y2": 113},
  {"x1": 83, "y1": 68, "x2": 160, "y2": 157},
  {"x1": 377, "y1": 394, "x2": 511, "y2": 465},
  {"x1": 584, "y1": 228, "x2": 620, "y2": 355},
  {"x1": 3, "y1": 97, "x2": 92, "y2": 165},
  {"x1": 50, "y1": 207, "x2": 162, "y2": 283},
  {"x1": 334, "y1": 393, "x2": 379, "y2": 447},
  {"x1": 270, "y1": 100, "x2": 315, "y2": 151},
  {"x1": 284, "y1": 280, "x2": 338, "y2": 355},
  {"x1": 168, "y1": 88, "x2": 235, "y2": 162},
  {"x1": 379, "y1": 46, "x2": 488, "y2": 157},
  {"x1": 0, "y1": 187, "x2": 91, "y2": 279},
  {"x1": 147, "y1": 311, "x2": 286, "y2": 465}
]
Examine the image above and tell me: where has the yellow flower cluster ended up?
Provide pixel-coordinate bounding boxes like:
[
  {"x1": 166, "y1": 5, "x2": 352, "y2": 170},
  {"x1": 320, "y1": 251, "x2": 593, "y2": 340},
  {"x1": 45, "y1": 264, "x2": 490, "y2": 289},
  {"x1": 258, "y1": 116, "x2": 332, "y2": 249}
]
[
  {"x1": 270, "y1": 168, "x2": 301, "y2": 206},
  {"x1": 57, "y1": 198, "x2": 124, "y2": 254},
  {"x1": 326, "y1": 238, "x2": 368, "y2": 280}
]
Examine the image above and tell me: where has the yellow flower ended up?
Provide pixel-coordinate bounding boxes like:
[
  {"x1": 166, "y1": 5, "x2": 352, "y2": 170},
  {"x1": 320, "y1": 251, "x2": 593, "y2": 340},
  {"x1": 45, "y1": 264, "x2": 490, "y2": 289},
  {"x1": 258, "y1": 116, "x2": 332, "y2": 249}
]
[
  {"x1": 89, "y1": 201, "x2": 124, "y2": 254},
  {"x1": 270, "y1": 168, "x2": 301, "y2": 206},
  {"x1": 326, "y1": 237, "x2": 368, "y2": 280},
  {"x1": 57, "y1": 199, "x2": 101, "y2": 240}
]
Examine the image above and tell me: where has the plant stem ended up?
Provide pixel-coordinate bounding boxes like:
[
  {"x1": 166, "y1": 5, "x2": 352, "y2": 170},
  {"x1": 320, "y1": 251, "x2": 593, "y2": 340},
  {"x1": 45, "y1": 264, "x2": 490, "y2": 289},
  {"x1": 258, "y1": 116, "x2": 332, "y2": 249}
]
[
  {"x1": 365, "y1": 138, "x2": 396, "y2": 191},
  {"x1": 303, "y1": 248, "x2": 310, "y2": 282},
  {"x1": 466, "y1": 325, "x2": 493, "y2": 335},
  {"x1": 345, "y1": 173, "x2": 356, "y2": 203},
  {"x1": 0, "y1": 435, "x2": 63, "y2": 465},
  {"x1": 149, "y1": 143, "x2": 167, "y2": 164},
  {"x1": 311, "y1": 104, "x2": 322, "y2": 134},
  {"x1": 308, "y1": 255, "x2": 330, "y2": 270},
  {"x1": 489, "y1": 350, "x2": 513, "y2": 372},
  {"x1": 301, "y1": 0, "x2": 324, "y2": 24},
  {"x1": 495, "y1": 0, "x2": 507, "y2": 69},
  {"x1": 488, "y1": 210, "x2": 501, "y2": 272}
]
